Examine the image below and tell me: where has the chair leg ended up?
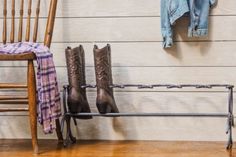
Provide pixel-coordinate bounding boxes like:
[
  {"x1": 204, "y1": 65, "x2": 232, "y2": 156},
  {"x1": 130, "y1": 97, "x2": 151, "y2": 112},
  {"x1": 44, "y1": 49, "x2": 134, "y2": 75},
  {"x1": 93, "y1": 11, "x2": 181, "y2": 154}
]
[
  {"x1": 55, "y1": 118, "x2": 64, "y2": 143},
  {"x1": 27, "y1": 60, "x2": 39, "y2": 154}
]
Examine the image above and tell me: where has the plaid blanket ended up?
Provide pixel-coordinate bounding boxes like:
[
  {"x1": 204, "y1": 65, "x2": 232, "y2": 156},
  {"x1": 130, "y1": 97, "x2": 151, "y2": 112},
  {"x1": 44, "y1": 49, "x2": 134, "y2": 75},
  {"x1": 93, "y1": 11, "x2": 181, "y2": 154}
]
[{"x1": 0, "y1": 42, "x2": 61, "y2": 134}]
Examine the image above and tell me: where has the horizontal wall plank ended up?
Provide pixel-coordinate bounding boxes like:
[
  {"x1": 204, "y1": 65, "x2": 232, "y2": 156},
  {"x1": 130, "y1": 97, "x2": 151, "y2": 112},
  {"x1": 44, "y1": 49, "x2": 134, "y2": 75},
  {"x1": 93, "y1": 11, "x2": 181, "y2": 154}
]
[
  {"x1": 0, "y1": 116, "x2": 57, "y2": 139},
  {"x1": 0, "y1": 91, "x2": 234, "y2": 115},
  {"x1": 0, "y1": 17, "x2": 235, "y2": 44},
  {"x1": 51, "y1": 16, "x2": 236, "y2": 42},
  {"x1": 1, "y1": 41, "x2": 236, "y2": 67},
  {"x1": 0, "y1": 116, "x2": 231, "y2": 141},
  {"x1": 0, "y1": 0, "x2": 235, "y2": 18},
  {"x1": 0, "y1": 92, "x2": 234, "y2": 141},
  {"x1": 47, "y1": 41, "x2": 236, "y2": 67},
  {"x1": 55, "y1": 0, "x2": 236, "y2": 17},
  {"x1": 0, "y1": 67, "x2": 236, "y2": 90}
]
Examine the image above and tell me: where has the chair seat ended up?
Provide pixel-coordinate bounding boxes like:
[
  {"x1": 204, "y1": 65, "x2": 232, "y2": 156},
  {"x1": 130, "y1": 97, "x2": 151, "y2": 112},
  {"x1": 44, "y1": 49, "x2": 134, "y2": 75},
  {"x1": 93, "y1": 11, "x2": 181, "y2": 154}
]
[{"x1": 0, "y1": 52, "x2": 36, "y2": 61}]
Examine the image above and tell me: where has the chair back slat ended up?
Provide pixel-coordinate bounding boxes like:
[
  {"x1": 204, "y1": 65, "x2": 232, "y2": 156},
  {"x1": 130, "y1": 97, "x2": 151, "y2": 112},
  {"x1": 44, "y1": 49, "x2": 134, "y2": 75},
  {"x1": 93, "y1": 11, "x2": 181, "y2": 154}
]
[
  {"x1": 18, "y1": 0, "x2": 24, "y2": 42},
  {"x1": 2, "y1": 0, "x2": 57, "y2": 47},
  {"x1": 10, "y1": 0, "x2": 15, "y2": 43},
  {"x1": 2, "y1": 0, "x2": 7, "y2": 44},
  {"x1": 44, "y1": 0, "x2": 57, "y2": 48},
  {"x1": 25, "y1": 0, "x2": 32, "y2": 42},
  {"x1": 33, "y1": 0, "x2": 40, "y2": 42}
]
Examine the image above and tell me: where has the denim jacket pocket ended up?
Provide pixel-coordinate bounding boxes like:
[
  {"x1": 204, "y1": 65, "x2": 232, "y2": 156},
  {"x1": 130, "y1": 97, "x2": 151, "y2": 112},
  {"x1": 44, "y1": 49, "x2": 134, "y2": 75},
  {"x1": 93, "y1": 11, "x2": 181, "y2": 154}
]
[{"x1": 168, "y1": 0, "x2": 179, "y2": 16}]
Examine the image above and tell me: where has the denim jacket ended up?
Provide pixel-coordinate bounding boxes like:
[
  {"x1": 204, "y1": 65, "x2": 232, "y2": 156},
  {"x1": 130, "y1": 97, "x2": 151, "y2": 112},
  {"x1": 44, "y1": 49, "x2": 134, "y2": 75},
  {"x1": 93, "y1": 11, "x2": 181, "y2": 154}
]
[{"x1": 161, "y1": 0, "x2": 217, "y2": 48}]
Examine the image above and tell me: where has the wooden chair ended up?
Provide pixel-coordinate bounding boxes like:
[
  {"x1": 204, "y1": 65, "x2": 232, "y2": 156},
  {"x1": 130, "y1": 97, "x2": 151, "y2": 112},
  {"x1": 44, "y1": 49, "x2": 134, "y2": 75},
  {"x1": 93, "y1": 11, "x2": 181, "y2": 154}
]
[{"x1": 0, "y1": 0, "x2": 63, "y2": 153}]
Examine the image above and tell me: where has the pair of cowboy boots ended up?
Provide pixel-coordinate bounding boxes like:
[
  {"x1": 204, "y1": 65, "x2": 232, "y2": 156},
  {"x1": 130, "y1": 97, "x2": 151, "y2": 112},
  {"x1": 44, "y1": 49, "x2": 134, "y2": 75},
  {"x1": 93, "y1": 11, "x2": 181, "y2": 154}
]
[{"x1": 65, "y1": 44, "x2": 119, "y2": 119}]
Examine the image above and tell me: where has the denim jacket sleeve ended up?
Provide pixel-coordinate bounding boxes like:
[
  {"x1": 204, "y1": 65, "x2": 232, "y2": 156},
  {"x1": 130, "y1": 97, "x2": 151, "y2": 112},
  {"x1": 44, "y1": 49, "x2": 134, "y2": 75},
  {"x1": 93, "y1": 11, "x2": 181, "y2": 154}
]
[
  {"x1": 161, "y1": 0, "x2": 189, "y2": 48},
  {"x1": 161, "y1": 0, "x2": 173, "y2": 48}
]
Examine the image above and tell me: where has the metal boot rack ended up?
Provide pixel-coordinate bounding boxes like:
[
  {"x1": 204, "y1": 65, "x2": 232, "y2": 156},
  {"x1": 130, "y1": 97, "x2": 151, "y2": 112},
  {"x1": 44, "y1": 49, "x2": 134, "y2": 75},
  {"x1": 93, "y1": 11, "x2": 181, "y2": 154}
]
[{"x1": 61, "y1": 83, "x2": 234, "y2": 149}]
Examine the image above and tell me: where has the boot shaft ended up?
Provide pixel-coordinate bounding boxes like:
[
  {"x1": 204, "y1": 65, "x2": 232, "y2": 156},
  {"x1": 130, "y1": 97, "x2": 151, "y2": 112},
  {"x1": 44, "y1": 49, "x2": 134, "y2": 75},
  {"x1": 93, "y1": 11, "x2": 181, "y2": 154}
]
[
  {"x1": 93, "y1": 44, "x2": 114, "y2": 95},
  {"x1": 65, "y1": 46, "x2": 86, "y2": 93}
]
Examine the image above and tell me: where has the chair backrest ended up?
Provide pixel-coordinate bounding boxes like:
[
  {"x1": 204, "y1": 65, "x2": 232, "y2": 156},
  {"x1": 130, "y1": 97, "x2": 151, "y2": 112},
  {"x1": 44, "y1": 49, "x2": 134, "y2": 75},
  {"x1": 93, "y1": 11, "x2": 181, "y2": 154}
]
[{"x1": 2, "y1": 0, "x2": 57, "y2": 48}]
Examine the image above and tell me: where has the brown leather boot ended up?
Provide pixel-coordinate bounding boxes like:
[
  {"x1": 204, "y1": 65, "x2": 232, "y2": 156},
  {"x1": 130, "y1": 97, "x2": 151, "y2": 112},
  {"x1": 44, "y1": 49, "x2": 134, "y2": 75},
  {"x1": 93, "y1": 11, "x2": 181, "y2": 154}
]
[
  {"x1": 65, "y1": 46, "x2": 92, "y2": 119},
  {"x1": 93, "y1": 44, "x2": 119, "y2": 113}
]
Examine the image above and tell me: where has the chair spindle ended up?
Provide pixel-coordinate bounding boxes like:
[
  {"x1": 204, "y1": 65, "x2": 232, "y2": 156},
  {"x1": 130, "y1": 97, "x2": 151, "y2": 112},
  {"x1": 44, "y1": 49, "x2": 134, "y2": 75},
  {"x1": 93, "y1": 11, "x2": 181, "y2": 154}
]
[
  {"x1": 10, "y1": 0, "x2": 15, "y2": 43},
  {"x1": 25, "y1": 0, "x2": 32, "y2": 41},
  {"x1": 33, "y1": 0, "x2": 40, "y2": 42},
  {"x1": 3, "y1": 0, "x2": 7, "y2": 44},
  {"x1": 18, "y1": 0, "x2": 24, "y2": 42}
]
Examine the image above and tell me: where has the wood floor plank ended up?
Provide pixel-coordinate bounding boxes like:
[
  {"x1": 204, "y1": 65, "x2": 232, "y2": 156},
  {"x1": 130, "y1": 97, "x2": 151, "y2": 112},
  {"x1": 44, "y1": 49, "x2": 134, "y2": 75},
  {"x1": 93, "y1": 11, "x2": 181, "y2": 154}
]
[{"x1": 0, "y1": 140, "x2": 234, "y2": 157}]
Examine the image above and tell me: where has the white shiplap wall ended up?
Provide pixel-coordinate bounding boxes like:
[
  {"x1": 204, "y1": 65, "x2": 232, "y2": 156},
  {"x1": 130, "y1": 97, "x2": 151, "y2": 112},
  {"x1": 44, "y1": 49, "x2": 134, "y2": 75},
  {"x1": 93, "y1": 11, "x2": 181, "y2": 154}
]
[{"x1": 0, "y1": 0, "x2": 236, "y2": 141}]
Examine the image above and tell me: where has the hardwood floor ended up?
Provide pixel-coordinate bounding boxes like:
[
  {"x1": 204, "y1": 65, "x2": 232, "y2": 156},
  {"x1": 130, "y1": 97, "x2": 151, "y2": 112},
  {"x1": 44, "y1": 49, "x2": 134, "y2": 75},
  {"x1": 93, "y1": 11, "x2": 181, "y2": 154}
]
[{"x1": 0, "y1": 140, "x2": 235, "y2": 157}]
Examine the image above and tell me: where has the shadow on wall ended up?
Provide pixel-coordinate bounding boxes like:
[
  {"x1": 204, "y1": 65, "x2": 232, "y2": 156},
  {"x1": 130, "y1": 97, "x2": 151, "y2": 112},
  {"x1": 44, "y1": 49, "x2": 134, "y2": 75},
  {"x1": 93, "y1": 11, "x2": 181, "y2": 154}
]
[
  {"x1": 111, "y1": 63, "x2": 138, "y2": 140},
  {"x1": 164, "y1": 17, "x2": 213, "y2": 58}
]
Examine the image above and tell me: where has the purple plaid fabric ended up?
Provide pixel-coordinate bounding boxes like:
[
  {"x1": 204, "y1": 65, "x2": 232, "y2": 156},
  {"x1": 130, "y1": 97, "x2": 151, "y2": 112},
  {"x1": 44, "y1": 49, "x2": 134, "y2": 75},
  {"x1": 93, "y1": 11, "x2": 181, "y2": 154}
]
[{"x1": 0, "y1": 42, "x2": 61, "y2": 134}]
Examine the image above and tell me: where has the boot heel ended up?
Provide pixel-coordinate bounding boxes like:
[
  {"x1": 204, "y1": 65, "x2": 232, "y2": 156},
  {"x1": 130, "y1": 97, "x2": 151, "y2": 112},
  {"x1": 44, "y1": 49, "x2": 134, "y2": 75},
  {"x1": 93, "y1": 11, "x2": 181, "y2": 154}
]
[{"x1": 96, "y1": 103, "x2": 112, "y2": 114}]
